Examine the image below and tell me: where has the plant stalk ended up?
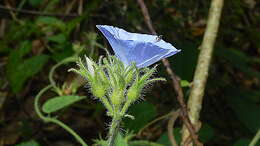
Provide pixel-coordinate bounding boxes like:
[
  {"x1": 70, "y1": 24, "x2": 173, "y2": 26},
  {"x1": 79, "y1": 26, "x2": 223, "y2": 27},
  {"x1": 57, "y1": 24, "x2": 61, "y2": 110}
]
[
  {"x1": 181, "y1": 0, "x2": 224, "y2": 145},
  {"x1": 107, "y1": 115, "x2": 121, "y2": 146}
]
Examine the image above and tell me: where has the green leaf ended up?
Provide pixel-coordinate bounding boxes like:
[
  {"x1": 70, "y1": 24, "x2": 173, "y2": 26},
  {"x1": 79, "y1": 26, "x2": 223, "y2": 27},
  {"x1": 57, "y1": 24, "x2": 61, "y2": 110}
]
[
  {"x1": 42, "y1": 95, "x2": 85, "y2": 113},
  {"x1": 129, "y1": 140, "x2": 164, "y2": 146},
  {"x1": 124, "y1": 102, "x2": 157, "y2": 132},
  {"x1": 225, "y1": 88, "x2": 260, "y2": 133},
  {"x1": 36, "y1": 17, "x2": 66, "y2": 31},
  {"x1": 51, "y1": 43, "x2": 74, "y2": 62},
  {"x1": 215, "y1": 47, "x2": 260, "y2": 78},
  {"x1": 198, "y1": 123, "x2": 214, "y2": 143},
  {"x1": 180, "y1": 80, "x2": 190, "y2": 87},
  {"x1": 28, "y1": 0, "x2": 42, "y2": 7},
  {"x1": 171, "y1": 41, "x2": 199, "y2": 81},
  {"x1": 233, "y1": 138, "x2": 251, "y2": 146},
  {"x1": 115, "y1": 133, "x2": 128, "y2": 146},
  {"x1": 47, "y1": 34, "x2": 66, "y2": 44},
  {"x1": 15, "y1": 140, "x2": 40, "y2": 146},
  {"x1": 7, "y1": 53, "x2": 49, "y2": 93}
]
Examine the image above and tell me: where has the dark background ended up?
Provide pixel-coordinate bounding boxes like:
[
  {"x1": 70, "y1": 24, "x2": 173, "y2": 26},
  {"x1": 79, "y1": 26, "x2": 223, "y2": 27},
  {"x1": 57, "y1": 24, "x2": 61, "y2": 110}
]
[{"x1": 0, "y1": 0, "x2": 259, "y2": 146}]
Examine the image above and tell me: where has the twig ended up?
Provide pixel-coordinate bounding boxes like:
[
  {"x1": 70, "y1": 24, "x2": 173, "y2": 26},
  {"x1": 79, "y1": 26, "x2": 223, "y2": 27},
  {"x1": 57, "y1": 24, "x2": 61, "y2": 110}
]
[
  {"x1": 181, "y1": 0, "x2": 224, "y2": 145},
  {"x1": 136, "y1": 0, "x2": 202, "y2": 146},
  {"x1": 137, "y1": 111, "x2": 173, "y2": 136},
  {"x1": 0, "y1": 5, "x2": 79, "y2": 19},
  {"x1": 167, "y1": 109, "x2": 181, "y2": 146},
  {"x1": 249, "y1": 129, "x2": 260, "y2": 146}
]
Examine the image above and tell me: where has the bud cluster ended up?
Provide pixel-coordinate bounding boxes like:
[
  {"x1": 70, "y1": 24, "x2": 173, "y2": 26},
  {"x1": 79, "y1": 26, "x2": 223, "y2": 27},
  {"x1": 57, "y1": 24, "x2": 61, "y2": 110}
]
[{"x1": 69, "y1": 55, "x2": 165, "y2": 117}]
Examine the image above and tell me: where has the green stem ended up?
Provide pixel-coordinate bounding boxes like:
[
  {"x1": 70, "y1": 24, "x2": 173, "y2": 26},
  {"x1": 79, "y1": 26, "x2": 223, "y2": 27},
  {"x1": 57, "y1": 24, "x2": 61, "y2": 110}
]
[
  {"x1": 44, "y1": 118, "x2": 88, "y2": 146},
  {"x1": 49, "y1": 56, "x2": 78, "y2": 95},
  {"x1": 107, "y1": 115, "x2": 121, "y2": 146},
  {"x1": 120, "y1": 100, "x2": 132, "y2": 116},
  {"x1": 249, "y1": 129, "x2": 260, "y2": 146},
  {"x1": 100, "y1": 96, "x2": 113, "y2": 115},
  {"x1": 34, "y1": 85, "x2": 88, "y2": 146}
]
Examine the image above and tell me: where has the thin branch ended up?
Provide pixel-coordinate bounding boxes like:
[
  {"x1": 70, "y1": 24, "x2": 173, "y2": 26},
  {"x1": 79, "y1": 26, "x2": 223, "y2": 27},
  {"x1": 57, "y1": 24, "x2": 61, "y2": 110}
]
[
  {"x1": 167, "y1": 110, "x2": 181, "y2": 146},
  {"x1": 181, "y1": 0, "x2": 224, "y2": 145},
  {"x1": 0, "y1": 5, "x2": 79, "y2": 19},
  {"x1": 136, "y1": 0, "x2": 202, "y2": 146}
]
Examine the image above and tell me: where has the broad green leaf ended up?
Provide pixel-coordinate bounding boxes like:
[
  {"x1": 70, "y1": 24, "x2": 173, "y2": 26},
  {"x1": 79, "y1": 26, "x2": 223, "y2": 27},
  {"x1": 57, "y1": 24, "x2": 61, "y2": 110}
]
[
  {"x1": 42, "y1": 95, "x2": 85, "y2": 113},
  {"x1": 124, "y1": 102, "x2": 157, "y2": 132},
  {"x1": 47, "y1": 34, "x2": 66, "y2": 44},
  {"x1": 15, "y1": 140, "x2": 40, "y2": 146},
  {"x1": 7, "y1": 52, "x2": 49, "y2": 93}
]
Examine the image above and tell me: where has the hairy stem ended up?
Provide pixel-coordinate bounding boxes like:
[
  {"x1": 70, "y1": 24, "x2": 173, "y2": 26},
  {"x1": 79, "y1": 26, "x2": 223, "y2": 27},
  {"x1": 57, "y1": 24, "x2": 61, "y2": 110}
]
[
  {"x1": 181, "y1": 0, "x2": 224, "y2": 145},
  {"x1": 107, "y1": 115, "x2": 121, "y2": 146}
]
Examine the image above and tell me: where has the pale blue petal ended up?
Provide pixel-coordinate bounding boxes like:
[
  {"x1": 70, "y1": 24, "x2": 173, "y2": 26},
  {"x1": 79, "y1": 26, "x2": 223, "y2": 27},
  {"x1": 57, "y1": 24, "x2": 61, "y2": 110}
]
[{"x1": 96, "y1": 25, "x2": 181, "y2": 68}]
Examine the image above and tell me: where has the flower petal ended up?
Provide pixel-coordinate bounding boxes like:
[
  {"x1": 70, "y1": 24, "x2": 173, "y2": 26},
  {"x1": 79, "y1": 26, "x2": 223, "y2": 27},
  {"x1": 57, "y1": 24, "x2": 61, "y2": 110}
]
[{"x1": 96, "y1": 25, "x2": 181, "y2": 68}]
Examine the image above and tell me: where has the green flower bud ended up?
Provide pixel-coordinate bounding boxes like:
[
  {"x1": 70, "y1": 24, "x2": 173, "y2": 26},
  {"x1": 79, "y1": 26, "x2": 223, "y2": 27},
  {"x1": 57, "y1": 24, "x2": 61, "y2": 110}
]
[
  {"x1": 125, "y1": 70, "x2": 135, "y2": 85},
  {"x1": 92, "y1": 83, "x2": 106, "y2": 98},
  {"x1": 110, "y1": 89, "x2": 124, "y2": 106},
  {"x1": 127, "y1": 85, "x2": 141, "y2": 102}
]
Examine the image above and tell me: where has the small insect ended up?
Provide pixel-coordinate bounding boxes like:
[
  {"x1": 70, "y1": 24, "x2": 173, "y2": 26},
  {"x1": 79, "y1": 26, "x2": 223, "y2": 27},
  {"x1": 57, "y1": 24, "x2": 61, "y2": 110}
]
[{"x1": 154, "y1": 35, "x2": 163, "y2": 42}]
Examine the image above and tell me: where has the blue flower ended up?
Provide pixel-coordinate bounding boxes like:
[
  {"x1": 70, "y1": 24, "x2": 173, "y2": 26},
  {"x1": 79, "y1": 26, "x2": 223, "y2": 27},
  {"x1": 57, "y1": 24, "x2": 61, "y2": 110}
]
[{"x1": 96, "y1": 25, "x2": 181, "y2": 68}]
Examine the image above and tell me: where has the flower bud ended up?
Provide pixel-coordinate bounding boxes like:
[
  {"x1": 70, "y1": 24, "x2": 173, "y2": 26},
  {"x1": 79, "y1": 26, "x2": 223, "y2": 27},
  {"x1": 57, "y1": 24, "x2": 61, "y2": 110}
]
[
  {"x1": 125, "y1": 70, "x2": 135, "y2": 85},
  {"x1": 110, "y1": 89, "x2": 124, "y2": 106},
  {"x1": 127, "y1": 85, "x2": 141, "y2": 102},
  {"x1": 91, "y1": 83, "x2": 106, "y2": 98}
]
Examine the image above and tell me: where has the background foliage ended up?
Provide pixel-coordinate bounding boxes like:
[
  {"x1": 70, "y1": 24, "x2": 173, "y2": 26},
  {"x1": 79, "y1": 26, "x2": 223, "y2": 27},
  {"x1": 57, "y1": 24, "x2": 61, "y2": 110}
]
[{"x1": 0, "y1": 0, "x2": 259, "y2": 146}]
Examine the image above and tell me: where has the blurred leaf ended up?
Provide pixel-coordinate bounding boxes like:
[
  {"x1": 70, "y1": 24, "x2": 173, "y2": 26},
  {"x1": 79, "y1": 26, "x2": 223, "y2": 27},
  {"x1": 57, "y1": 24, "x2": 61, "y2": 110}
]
[
  {"x1": 234, "y1": 137, "x2": 260, "y2": 146},
  {"x1": 93, "y1": 133, "x2": 128, "y2": 146},
  {"x1": 215, "y1": 47, "x2": 260, "y2": 78},
  {"x1": 129, "y1": 140, "x2": 163, "y2": 146},
  {"x1": 233, "y1": 138, "x2": 251, "y2": 146},
  {"x1": 181, "y1": 80, "x2": 190, "y2": 87},
  {"x1": 51, "y1": 43, "x2": 74, "y2": 62},
  {"x1": 115, "y1": 133, "x2": 128, "y2": 146},
  {"x1": 42, "y1": 95, "x2": 85, "y2": 113},
  {"x1": 156, "y1": 128, "x2": 181, "y2": 146},
  {"x1": 36, "y1": 17, "x2": 66, "y2": 31},
  {"x1": 171, "y1": 41, "x2": 199, "y2": 81},
  {"x1": 198, "y1": 123, "x2": 214, "y2": 143},
  {"x1": 28, "y1": 0, "x2": 42, "y2": 7},
  {"x1": 47, "y1": 34, "x2": 66, "y2": 44},
  {"x1": 124, "y1": 102, "x2": 157, "y2": 132},
  {"x1": 226, "y1": 88, "x2": 260, "y2": 133},
  {"x1": 15, "y1": 140, "x2": 40, "y2": 146},
  {"x1": 7, "y1": 42, "x2": 49, "y2": 93}
]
